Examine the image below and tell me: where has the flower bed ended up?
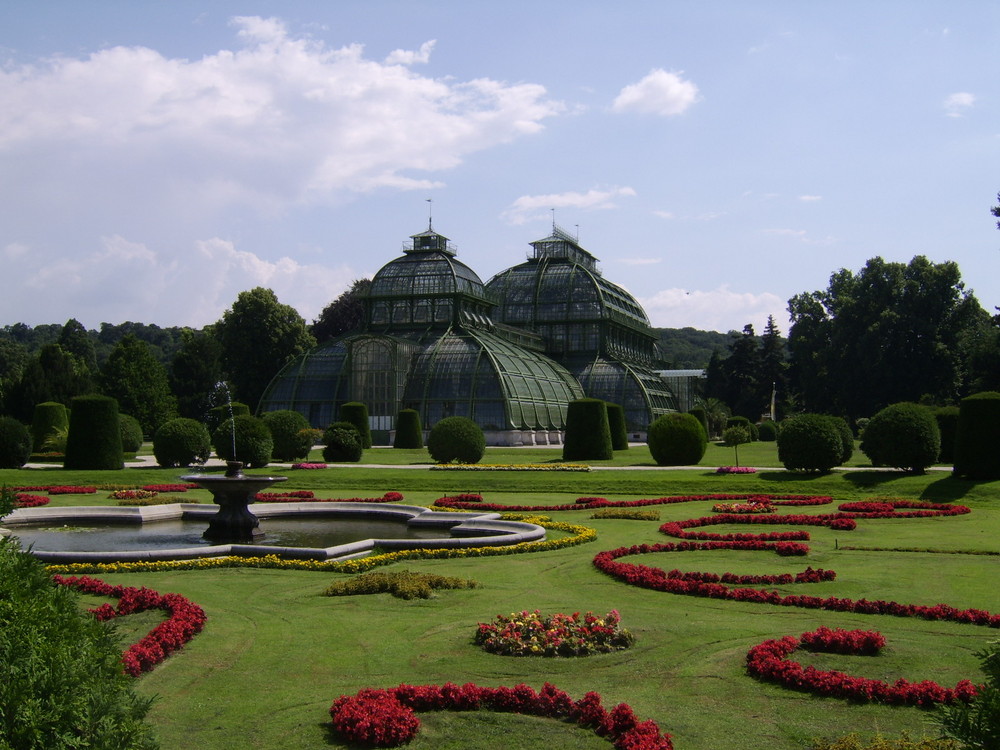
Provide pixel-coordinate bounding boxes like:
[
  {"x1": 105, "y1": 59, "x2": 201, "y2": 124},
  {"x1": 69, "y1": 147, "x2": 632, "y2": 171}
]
[
  {"x1": 330, "y1": 682, "x2": 672, "y2": 749},
  {"x1": 253, "y1": 491, "x2": 404, "y2": 503},
  {"x1": 746, "y1": 627, "x2": 979, "y2": 706},
  {"x1": 108, "y1": 489, "x2": 158, "y2": 501},
  {"x1": 715, "y1": 466, "x2": 756, "y2": 474},
  {"x1": 291, "y1": 462, "x2": 328, "y2": 469},
  {"x1": 141, "y1": 484, "x2": 195, "y2": 492},
  {"x1": 14, "y1": 493, "x2": 50, "y2": 508},
  {"x1": 434, "y1": 493, "x2": 834, "y2": 513},
  {"x1": 430, "y1": 463, "x2": 591, "y2": 471},
  {"x1": 475, "y1": 609, "x2": 635, "y2": 657},
  {"x1": 711, "y1": 501, "x2": 774, "y2": 514},
  {"x1": 51, "y1": 575, "x2": 207, "y2": 676}
]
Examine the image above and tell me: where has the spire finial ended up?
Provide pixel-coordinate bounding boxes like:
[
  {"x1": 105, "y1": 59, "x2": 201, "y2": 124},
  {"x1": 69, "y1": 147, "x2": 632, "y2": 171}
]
[
  {"x1": 427, "y1": 198, "x2": 433, "y2": 231},
  {"x1": 551, "y1": 207, "x2": 556, "y2": 233}
]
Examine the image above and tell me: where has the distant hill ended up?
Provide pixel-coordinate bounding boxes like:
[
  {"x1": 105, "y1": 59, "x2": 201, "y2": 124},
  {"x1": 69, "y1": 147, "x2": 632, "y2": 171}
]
[{"x1": 653, "y1": 327, "x2": 734, "y2": 369}]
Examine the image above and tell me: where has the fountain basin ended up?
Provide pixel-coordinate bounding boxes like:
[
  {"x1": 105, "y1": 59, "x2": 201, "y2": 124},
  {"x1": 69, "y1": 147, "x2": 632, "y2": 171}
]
[
  {"x1": 182, "y1": 462, "x2": 288, "y2": 543},
  {"x1": 2, "y1": 503, "x2": 547, "y2": 564}
]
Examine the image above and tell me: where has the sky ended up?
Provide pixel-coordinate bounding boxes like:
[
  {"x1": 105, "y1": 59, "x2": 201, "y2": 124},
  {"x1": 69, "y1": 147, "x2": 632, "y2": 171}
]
[{"x1": 1, "y1": 2, "x2": 998, "y2": 335}]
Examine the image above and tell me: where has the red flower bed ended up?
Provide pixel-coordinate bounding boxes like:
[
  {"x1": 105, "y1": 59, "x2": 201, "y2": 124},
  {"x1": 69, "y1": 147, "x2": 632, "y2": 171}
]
[
  {"x1": 476, "y1": 610, "x2": 635, "y2": 657},
  {"x1": 434, "y1": 493, "x2": 834, "y2": 512},
  {"x1": 746, "y1": 627, "x2": 979, "y2": 706},
  {"x1": 45, "y1": 486, "x2": 97, "y2": 495},
  {"x1": 330, "y1": 682, "x2": 673, "y2": 749},
  {"x1": 52, "y1": 575, "x2": 207, "y2": 676},
  {"x1": 14, "y1": 493, "x2": 50, "y2": 508},
  {"x1": 142, "y1": 484, "x2": 194, "y2": 492},
  {"x1": 254, "y1": 491, "x2": 404, "y2": 503}
]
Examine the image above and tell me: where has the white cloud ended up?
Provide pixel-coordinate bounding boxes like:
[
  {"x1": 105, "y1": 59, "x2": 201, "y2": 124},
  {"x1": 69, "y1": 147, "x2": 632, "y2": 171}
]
[
  {"x1": 639, "y1": 285, "x2": 788, "y2": 333},
  {"x1": 799, "y1": 195, "x2": 822, "y2": 202},
  {"x1": 384, "y1": 40, "x2": 436, "y2": 65},
  {"x1": 944, "y1": 92, "x2": 976, "y2": 117},
  {"x1": 502, "y1": 186, "x2": 637, "y2": 225},
  {"x1": 611, "y1": 69, "x2": 699, "y2": 116}
]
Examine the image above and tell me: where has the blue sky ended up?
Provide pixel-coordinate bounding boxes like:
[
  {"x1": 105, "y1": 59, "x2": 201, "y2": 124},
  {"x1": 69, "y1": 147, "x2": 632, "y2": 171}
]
[{"x1": 1, "y1": 2, "x2": 997, "y2": 334}]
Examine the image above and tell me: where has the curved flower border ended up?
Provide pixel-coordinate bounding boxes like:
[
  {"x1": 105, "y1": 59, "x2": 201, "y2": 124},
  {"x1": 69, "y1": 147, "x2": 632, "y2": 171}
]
[{"x1": 329, "y1": 681, "x2": 672, "y2": 749}]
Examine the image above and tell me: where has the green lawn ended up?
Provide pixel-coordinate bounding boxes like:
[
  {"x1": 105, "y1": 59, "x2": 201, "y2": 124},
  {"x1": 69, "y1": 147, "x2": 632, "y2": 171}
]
[{"x1": 4, "y1": 455, "x2": 1000, "y2": 749}]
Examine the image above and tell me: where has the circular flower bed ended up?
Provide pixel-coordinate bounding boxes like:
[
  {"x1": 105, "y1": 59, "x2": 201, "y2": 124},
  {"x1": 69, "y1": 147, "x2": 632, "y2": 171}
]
[{"x1": 475, "y1": 609, "x2": 634, "y2": 657}]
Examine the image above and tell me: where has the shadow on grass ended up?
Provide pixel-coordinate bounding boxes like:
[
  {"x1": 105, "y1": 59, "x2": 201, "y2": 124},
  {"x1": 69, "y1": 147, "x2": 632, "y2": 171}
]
[
  {"x1": 918, "y1": 474, "x2": 985, "y2": 502},
  {"x1": 757, "y1": 471, "x2": 837, "y2": 484}
]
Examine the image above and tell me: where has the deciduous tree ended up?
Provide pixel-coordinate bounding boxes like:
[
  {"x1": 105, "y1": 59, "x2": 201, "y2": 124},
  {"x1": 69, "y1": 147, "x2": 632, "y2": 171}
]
[{"x1": 100, "y1": 334, "x2": 177, "y2": 434}]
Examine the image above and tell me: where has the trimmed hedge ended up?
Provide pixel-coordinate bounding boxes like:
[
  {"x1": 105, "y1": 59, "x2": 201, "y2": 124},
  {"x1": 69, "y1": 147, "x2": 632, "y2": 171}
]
[
  {"x1": 757, "y1": 420, "x2": 778, "y2": 442},
  {"x1": 932, "y1": 406, "x2": 960, "y2": 464},
  {"x1": 393, "y1": 409, "x2": 424, "y2": 449},
  {"x1": 30, "y1": 401, "x2": 68, "y2": 453},
  {"x1": 212, "y1": 415, "x2": 273, "y2": 468},
  {"x1": 776, "y1": 413, "x2": 844, "y2": 473},
  {"x1": 647, "y1": 412, "x2": 707, "y2": 466},
  {"x1": 427, "y1": 416, "x2": 486, "y2": 464},
  {"x1": 153, "y1": 418, "x2": 212, "y2": 467},
  {"x1": 261, "y1": 410, "x2": 312, "y2": 461},
  {"x1": 606, "y1": 402, "x2": 629, "y2": 451},
  {"x1": 562, "y1": 398, "x2": 612, "y2": 461},
  {"x1": 953, "y1": 391, "x2": 1000, "y2": 480},
  {"x1": 340, "y1": 402, "x2": 372, "y2": 449},
  {"x1": 322, "y1": 423, "x2": 363, "y2": 463},
  {"x1": 64, "y1": 395, "x2": 124, "y2": 470},
  {"x1": 0, "y1": 417, "x2": 32, "y2": 469},
  {"x1": 861, "y1": 402, "x2": 940, "y2": 473},
  {"x1": 119, "y1": 414, "x2": 144, "y2": 453}
]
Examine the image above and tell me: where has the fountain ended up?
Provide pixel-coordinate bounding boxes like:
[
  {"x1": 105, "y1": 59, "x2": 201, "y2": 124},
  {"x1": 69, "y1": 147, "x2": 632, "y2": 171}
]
[{"x1": 182, "y1": 460, "x2": 287, "y2": 543}]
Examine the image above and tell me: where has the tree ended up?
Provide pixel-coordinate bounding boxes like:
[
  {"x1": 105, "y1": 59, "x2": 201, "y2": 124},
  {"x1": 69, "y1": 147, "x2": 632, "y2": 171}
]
[
  {"x1": 758, "y1": 316, "x2": 788, "y2": 420},
  {"x1": 993, "y1": 191, "x2": 1000, "y2": 230},
  {"x1": 169, "y1": 329, "x2": 224, "y2": 420},
  {"x1": 100, "y1": 334, "x2": 177, "y2": 435},
  {"x1": 57, "y1": 318, "x2": 98, "y2": 375},
  {"x1": 215, "y1": 287, "x2": 316, "y2": 410},
  {"x1": 311, "y1": 278, "x2": 371, "y2": 343},
  {"x1": 0, "y1": 339, "x2": 28, "y2": 413},
  {"x1": 4, "y1": 344, "x2": 94, "y2": 422}
]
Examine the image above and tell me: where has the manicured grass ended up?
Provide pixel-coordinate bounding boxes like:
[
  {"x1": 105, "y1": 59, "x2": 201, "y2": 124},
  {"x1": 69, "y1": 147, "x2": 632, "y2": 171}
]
[{"x1": 3, "y1": 460, "x2": 999, "y2": 749}]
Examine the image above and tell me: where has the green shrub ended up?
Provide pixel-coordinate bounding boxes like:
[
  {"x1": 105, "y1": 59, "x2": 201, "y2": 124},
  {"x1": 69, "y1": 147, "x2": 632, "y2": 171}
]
[
  {"x1": 590, "y1": 509, "x2": 660, "y2": 521},
  {"x1": 322, "y1": 423, "x2": 363, "y2": 463},
  {"x1": 721, "y1": 425, "x2": 751, "y2": 467},
  {"x1": 339, "y1": 401, "x2": 372, "y2": 449},
  {"x1": 0, "y1": 417, "x2": 32, "y2": 469},
  {"x1": 0, "y1": 538, "x2": 158, "y2": 749},
  {"x1": 30, "y1": 401, "x2": 68, "y2": 453},
  {"x1": 324, "y1": 569, "x2": 478, "y2": 600},
  {"x1": 119, "y1": 413, "x2": 144, "y2": 453},
  {"x1": 393, "y1": 409, "x2": 424, "y2": 449},
  {"x1": 606, "y1": 402, "x2": 629, "y2": 451},
  {"x1": 647, "y1": 412, "x2": 708, "y2": 466},
  {"x1": 261, "y1": 409, "x2": 311, "y2": 461},
  {"x1": 757, "y1": 420, "x2": 778, "y2": 442},
  {"x1": 855, "y1": 417, "x2": 871, "y2": 438},
  {"x1": 153, "y1": 418, "x2": 212, "y2": 467},
  {"x1": 296, "y1": 428, "x2": 322, "y2": 458},
  {"x1": 777, "y1": 413, "x2": 844, "y2": 472},
  {"x1": 935, "y1": 638, "x2": 1000, "y2": 748},
  {"x1": 932, "y1": 406, "x2": 960, "y2": 464},
  {"x1": 860, "y1": 402, "x2": 940, "y2": 473},
  {"x1": 562, "y1": 398, "x2": 612, "y2": 461},
  {"x1": 726, "y1": 415, "x2": 759, "y2": 441},
  {"x1": 63, "y1": 395, "x2": 124, "y2": 470},
  {"x1": 206, "y1": 401, "x2": 250, "y2": 434},
  {"x1": 688, "y1": 407, "x2": 709, "y2": 439},
  {"x1": 212, "y1": 414, "x2": 273, "y2": 468},
  {"x1": 427, "y1": 416, "x2": 486, "y2": 464},
  {"x1": 953, "y1": 391, "x2": 1000, "y2": 480},
  {"x1": 829, "y1": 415, "x2": 854, "y2": 464}
]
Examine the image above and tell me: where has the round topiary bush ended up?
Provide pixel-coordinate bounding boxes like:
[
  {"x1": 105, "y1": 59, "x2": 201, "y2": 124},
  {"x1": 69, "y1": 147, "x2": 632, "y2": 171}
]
[
  {"x1": 0, "y1": 417, "x2": 32, "y2": 469},
  {"x1": 322, "y1": 423, "x2": 363, "y2": 463},
  {"x1": 118, "y1": 414, "x2": 144, "y2": 453},
  {"x1": 339, "y1": 402, "x2": 372, "y2": 449},
  {"x1": 261, "y1": 410, "x2": 312, "y2": 461},
  {"x1": 828, "y1": 415, "x2": 854, "y2": 464},
  {"x1": 606, "y1": 402, "x2": 629, "y2": 451},
  {"x1": 757, "y1": 420, "x2": 778, "y2": 442},
  {"x1": 726, "y1": 416, "x2": 759, "y2": 441},
  {"x1": 647, "y1": 412, "x2": 707, "y2": 466},
  {"x1": 427, "y1": 416, "x2": 486, "y2": 464},
  {"x1": 295, "y1": 428, "x2": 322, "y2": 458},
  {"x1": 212, "y1": 415, "x2": 273, "y2": 468},
  {"x1": 393, "y1": 409, "x2": 424, "y2": 449},
  {"x1": 206, "y1": 401, "x2": 250, "y2": 435},
  {"x1": 932, "y1": 405, "x2": 960, "y2": 465},
  {"x1": 30, "y1": 401, "x2": 68, "y2": 454},
  {"x1": 688, "y1": 407, "x2": 709, "y2": 440},
  {"x1": 562, "y1": 398, "x2": 612, "y2": 461},
  {"x1": 153, "y1": 418, "x2": 212, "y2": 467},
  {"x1": 953, "y1": 392, "x2": 1000, "y2": 480},
  {"x1": 64, "y1": 395, "x2": 123, "y2": 470},
  {"x1": 776, "y1": 413, "x2": 844, "y2": 473},
  {"x1": 860, "y1": 402, "x2": 940, "y2": 473}
]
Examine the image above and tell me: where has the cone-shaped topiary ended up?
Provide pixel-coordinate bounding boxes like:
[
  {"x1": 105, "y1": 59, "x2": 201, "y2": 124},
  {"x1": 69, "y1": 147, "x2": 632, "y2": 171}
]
[
  {"x1": 861, "y1": 402, "x2": 940, "y2": 473},
  {"x1": 776, "y1": 413, "x2": 843, "y2": 473},
  {"x1": 153, "y1": 418, "x2": 212, "y2": 467},
  {"x1": 606, "y1": 402, "x2": 629, "y2": 451},
  {"x1": 562, "y1": 398, "x2": 612, "y2": 461},
  {"x1": 647, "y1": 412, "x2": 707, "y2": 466},
  {"x1": 427, "y1": 416, "x2": 486, "y2": 464},
  {"x1": 118, "y1": 414, "x2": 144, "y2": 453},
  {"x1": 393, "y1": 409, "x2": 424, "y2": 449},
  {"x1": 952, "y1": 392, "x2": 1000, "y2": 479},
  {"x1": 261, "y1": 409, "x2": 312, "y2": 461},
  {"x1": 30, "y1": 401, "x2": 68, "y2": 453},
  {"x1": 339, "y1": 402, "x2": 372, "y2": 449},
  {"x1": 0, "y1": 417, "x2": 32, "y2": 469},
  {"x1": 64, "y1": 395, "x2": 123, "y2": 470},
  {"x1": 212, "y1": 415, "x2": 272, "y2": 468}
]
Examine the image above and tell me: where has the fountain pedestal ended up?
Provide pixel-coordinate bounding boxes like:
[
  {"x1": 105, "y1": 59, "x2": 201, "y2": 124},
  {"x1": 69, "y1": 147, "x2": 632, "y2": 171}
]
[{"x1": 182, "y1": 462, "x2": 288, "y2": 544}]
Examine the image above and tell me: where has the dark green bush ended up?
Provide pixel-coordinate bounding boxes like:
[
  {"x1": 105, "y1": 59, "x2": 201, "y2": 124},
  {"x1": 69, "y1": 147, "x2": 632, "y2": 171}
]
[
  {"x1": 64, "y1": 395, "x2": 124, "y2": 470},
  {"x1": 296, "y1": 428, "x2": 322, "y2": 458},
  {"x1": 0, "y1": 537, "x2": 158, "y2": 749},
  {"x1": 688, "y1": 407, "x2": 709, "y2": 439},
  {"x1": 261, "y1": 409, "x2": 311, "y2": 461},
  {"x1": 777, "y1": 413, "x2": 844, "y2": 472},
  {"x1": 340, "y1": 402, "x2": 372, "y2": 449},
  {"x1": 932, "y1": 406, "x2": 959, "y2": 464},
  {"x1": 647, "y1": 412, "x2": 707, "y2": 466},
  {"x1": 562, "y1": 398, "x2": 612, "y2": 461},
  {"x1": 393, "y1": 409, "x2": 424, "y2": 449},
  {"x1": 726, "y1": 415, "x2": 759, "y2": 441},
  {"x1": 322, "y1": 423, "x2": 363, "y2": 463},
  {"x1": 829, "y1": 415, "x2": 854, "y2": 464},
  {"x1": 427, "y1": 416, "x2": 486, "y2": 464},
  {"x1": 212, "y1": 414, "x2": 273, "y2": 468},
  {"x1": 952, "y1": 392, "x2": 1000, "y2": 480},
  {"x1": 206, "y1": 401, "x2": 250, "y2": 434},
  {"x1": 757, "y1": 420, "x2": 778, "y2": 442},
  {"x1": 860, "y1": 402, "x2": 940, "y2": 473},
  {"x1": 30, "y1": 401, "x2": 68, "y2": 453},
  {"x1": 153, "y1": 418, "x2": 212, "y2": 467},
  {"x1": 0, "y1": 417, "x2": 32, "y2": 469},
  {"x1": 606, "y1": 402, "x2": 629, "y2": 451},
  {"x1": 119, "y1": 413, "x2": 144, "y2": 453}
]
